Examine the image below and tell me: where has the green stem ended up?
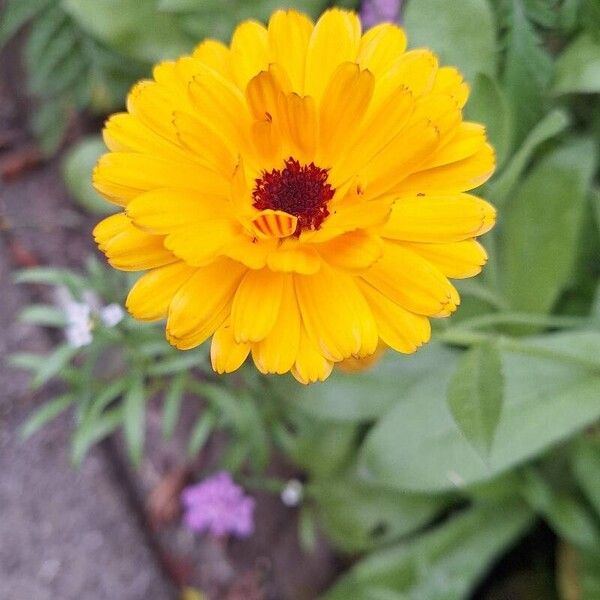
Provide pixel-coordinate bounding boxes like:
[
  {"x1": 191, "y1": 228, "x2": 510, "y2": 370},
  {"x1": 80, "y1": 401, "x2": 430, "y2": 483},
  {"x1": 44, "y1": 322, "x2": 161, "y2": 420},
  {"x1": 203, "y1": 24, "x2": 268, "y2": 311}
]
[
  {"x1": 455, "y1": 312, "x2": 590, "y2": 331},
  {"x1": 436, "y1": 329, "x2": 600, "y2": 372}
]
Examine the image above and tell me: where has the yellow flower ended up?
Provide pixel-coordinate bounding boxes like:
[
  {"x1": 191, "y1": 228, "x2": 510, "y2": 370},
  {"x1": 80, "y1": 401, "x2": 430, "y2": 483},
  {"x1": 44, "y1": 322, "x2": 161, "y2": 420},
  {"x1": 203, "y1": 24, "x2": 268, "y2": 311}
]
[{"x1": 93, "y1": 9, "x2": 496, "y2": 384}]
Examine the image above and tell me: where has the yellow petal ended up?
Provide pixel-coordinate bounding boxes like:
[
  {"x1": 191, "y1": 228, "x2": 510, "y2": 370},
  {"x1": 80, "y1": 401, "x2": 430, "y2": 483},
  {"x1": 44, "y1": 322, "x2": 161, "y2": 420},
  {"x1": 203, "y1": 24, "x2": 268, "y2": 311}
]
[
  {"x1": 357, "y1": 23, "x2": 407, "y2": 78},
  {"x1": 103, "y1": 113, "x2": 193, "y2": 164},
  {"x1": 126, "y1": 262, "x2": 196, "y2": 320},
  {"x1": 362, "y1": 242, "x2": 459, "y2": 317},
  {"x1": 294, "y1": 265, "x2": 378, "y2": 361},
  {"x1": 361, "y1": 118, "x2": 440, "y2": 199},
  {"x1": 431, "y1": 66, "x2": 469, "y2": 108},
  {"x1": 425, "y1": 122, "x2": 487, "y2": 170},
  {"x1": 94, "y1": 213, "x2": 174, "y2": 271},
  {"x1": 291, "y1": 327, "x2": 334, "y2": 384},
  {"x1": 305, "y1": 197, "x2": 393, "y2": 243},
  {"x1": 267, "y1": 10, "x2": 313, "y2": 92},
  {"x1": 193, "y1": 39, "x2": 232, "y2": 80},
  {"x1": 267, "y1": 241, "x2": 321, "y2": 275},
  {"x1": 245, "y1": 64, "x2": 292, "y2": 121},
  {"x1": 393, "y1": 143, "x2": 496, "y2": 194},
  {"x1": 126, "y1": 188, "x2": 230, "y2": 234},
  {"x1": 402, "y1": 239, "x2": 488, "y2": 278},
  {"x1": 211, "y1": 321, "x2": 251, "y2": 373},
  {"x1": 358, "y1": 281, "x2": 431, "y2": 353},
  {"x1": 231, "y1": 269, "x2": 285, "y2": 343},
  {"x1": 172, "y1": 111, "x2": 236, "y2": 177},
  {"x1": 305, "y1": 9, "x2": 361, "y2": 101},
  {"x1": 316, "y1": 230, "x2": 384, "y2": 272},
  {"x1": 250, "y1": 210, "x2": 298, "y2": 239},
  {"x1": 166, "y1": 259, "x2": 246, "y2": 349},
  {"x1": 164, "y1": 219, "x2": 242, "y2": 266},
  {"x1": 93, "y1": 152, "x2": 229, "y2": 206},
  {"x1": 230, "y1": 20, "x2": 269, "y2": 90},
  {"x1": 277, "y1": 92, "x2": 318, "y2": 162},
  {"x1": 383, "y1": 194, "x2": 496, "y2": 242},
  {"x1": 252, "y1": 275, "x2": 300, "y2": 374},
  {"x1": 188, "y1": 64, "x2": 251, "y2": 153},
  {"x1": 223, "y1": 236, "x2": 276, "y2": 269},
  {"x1": 318, "y1": 63, "x2": 374, "y2": 165}
]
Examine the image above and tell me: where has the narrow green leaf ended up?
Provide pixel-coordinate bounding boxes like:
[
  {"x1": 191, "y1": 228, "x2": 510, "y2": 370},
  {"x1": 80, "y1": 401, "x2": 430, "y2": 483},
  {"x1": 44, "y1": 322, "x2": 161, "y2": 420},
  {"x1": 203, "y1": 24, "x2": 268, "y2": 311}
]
[
  {"x1": 31, "y1": 344, "x2": 79, "y2": 389},
  {"x1": 71, "y1": 406, "x2": 123, "y2": 465},
  {"x1": 322, "y1": 502, "x2": 533, "y2": 600},
  {"x1": 299, "y1": 506, "x2": 318, "y2": 554},
  {"x1": 488, "y1": 108, "x2": 570, "y2": 205},
  {"x1": 146, "y1": 352, "x2": 204, "y2": 376},
  {"x1": 404, "y1": 0, "x2": 497, "y2": 83},
  {"x1": 501, "y1": 0, "x2": 554, "y2": 145},
  {"x1": 0, "y1": 0, "x2": 52, "y2": 48},
  {"x1": 571, "y1": 438, "x2": 600, "y2": 517},
  {"x1": 19, "y1": 304, "x2": 67, "y2": 327},
  {"x1": 553, "y1": 34, "x2": 600, "y2": 95},
  {"x1": 520, "y1": 468, "x2": 600, "y2": 550},
  {"x1": 503, "y1": 137, "x2": 597, "y2": 316},
  {"x1": 187, "y1": 411, "x2": 216, "y2": 459},
  {"x1": 122, "y1": 373, "x2": 146, "y2": 466},
  {"x1": 162, "y1": 372, "x2": 187, "y2": 439},
  {"x1": 20, "y1": 394, "x2": 75, "y2": 438},
  {"x1": 447, "y1": 342, "x2": 504, "y2": 457},
  {"x1": 15, "y1": 266, "x2": 86, "y2": 293},
  {"x1": 9, "y1": 352, "x2": 48, "y2": 372}
]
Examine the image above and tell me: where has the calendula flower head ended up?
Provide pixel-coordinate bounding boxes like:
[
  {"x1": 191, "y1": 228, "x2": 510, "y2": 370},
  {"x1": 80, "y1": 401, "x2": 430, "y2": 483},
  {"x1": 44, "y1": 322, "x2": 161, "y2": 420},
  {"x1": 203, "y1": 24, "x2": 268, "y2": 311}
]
[
  {"x1": 182, "y1": 472, "x2": 255, "y2": 538},
  {"x1": 93, "y1": 9, "x2": 496, "y2": 384}
]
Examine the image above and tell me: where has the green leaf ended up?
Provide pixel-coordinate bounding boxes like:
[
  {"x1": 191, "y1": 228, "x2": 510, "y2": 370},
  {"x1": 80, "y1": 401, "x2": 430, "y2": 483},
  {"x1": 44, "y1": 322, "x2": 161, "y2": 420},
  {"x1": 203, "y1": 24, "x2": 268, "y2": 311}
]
[
  {"x1": 404, "y1": 0, "x2": 497, "y2": 83},
  {"x1": 322, "y1": 501, "x2": 533, "y2": 600},
  {"x1": 146, "y1": 351, "x2": 205, "y2": 376},
  {"x1": 312, "y1": 478, "x2": 445, "y2": 552},
  {"x1": 273, "y1": 344, "x2": 458, "y2": 422},
  {"x1": 464, "y1": 73, "x2": 513, "y2": 167},
  {"x1": 187, "y1": 411, "x2": 216, "y2": 459},
  {"x1": 62, "y1": 136, "x2": 115, "y2": 215},
  {"x1": 122, "y1": 373, "x2": 146, "y2": 466},
  {"x1": 447, "y1": 342, "x2": 504, "y2": 458},
  {"x1": 20, "y1": 394, "x2": 75, "y2": 438},
  {"x1": 553, "y1": 34, "x2": 600, "y2": 95},
  {"x1": 501, "y1": 0, "x2": 554, "y2": 145},
  {"x1": 0, "y1": 0, "x2": 52, "y2": 48},
  {"x1": 520, "y1": 468, "x2": 600, "y2": 550},
  {"x1": 31, "y1": 344, "x2": 79, "y2": 389},
  {"x1": 359, "y1": 331, "x2": 600, "y2": 492},
  {"x1": 61, "y1": 0, "x2": 192, "y2": 62},
  {"x1": 71, "y1": 405, "x2": 123, "y2": 464},
  {"x1": 298, "y1": 506, "x2": 318, "y2": 554},
  {"x1": 487, "y1": 108, "x2": 570, "y2": 206},
  {"x1": 8, "y1": 353, "x2": 47, "y2": 373},
  {"x1": 19, "y1": 304, "x2": 67, "y2": 327},
  {"x1": 162, "y1": 372, "x2": 187, "y2": 439},
  {"x1": 15, "y1": 266, "x2": 87, "y2": 294},
  {"x1": 503, "y1": 137, "x2": 598, "y2": 316},
  {"x1": 571, "y1": 438, "x2": 600, "y2": 518},
  {"x1": 581, "y1": 0, "x2": 600, "y2": 39}
]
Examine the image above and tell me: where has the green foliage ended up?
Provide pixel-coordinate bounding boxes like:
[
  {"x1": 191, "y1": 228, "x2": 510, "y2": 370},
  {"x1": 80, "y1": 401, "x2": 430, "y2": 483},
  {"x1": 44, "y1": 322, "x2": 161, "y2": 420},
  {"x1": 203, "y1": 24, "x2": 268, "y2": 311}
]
[
  {"x1": 447, "y1": 341, "x2": 504, "y2": 458},
  {"x1": 502, "y1": 137, "x2": 598, "y2": 315},
  {"x1": 62, "y1": 136, "x2": 115, "y2": 215},
  {"x1": 322, "y1": 502, "x2": 534, "y2": 600},
  {"x1": 553, "y1": 33, "x2": 600, "y2": 95},
  {"x1": 404, "y1": 0, "x2": 497, "y2": 83}
]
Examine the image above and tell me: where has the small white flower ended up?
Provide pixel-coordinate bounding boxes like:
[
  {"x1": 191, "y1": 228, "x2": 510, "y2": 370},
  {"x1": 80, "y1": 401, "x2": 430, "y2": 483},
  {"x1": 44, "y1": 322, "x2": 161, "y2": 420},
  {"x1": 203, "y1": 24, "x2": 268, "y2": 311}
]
[
  {"x1": 281, "y1": 479, "x2": 303, "y2": 507},
  {"x1": 65, "y1": 323, "x2": 93, "y2": 348},
  {"x1": 100, "y1": 303, "x2": 125, "y2": 328}
]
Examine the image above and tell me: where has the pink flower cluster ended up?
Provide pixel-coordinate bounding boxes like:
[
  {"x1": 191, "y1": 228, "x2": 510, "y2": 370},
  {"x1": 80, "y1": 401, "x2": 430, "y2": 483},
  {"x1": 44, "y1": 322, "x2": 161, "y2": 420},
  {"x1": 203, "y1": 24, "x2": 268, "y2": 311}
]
[{"x1": 181, "y1": 472, "x2": 255, "y2": 538}]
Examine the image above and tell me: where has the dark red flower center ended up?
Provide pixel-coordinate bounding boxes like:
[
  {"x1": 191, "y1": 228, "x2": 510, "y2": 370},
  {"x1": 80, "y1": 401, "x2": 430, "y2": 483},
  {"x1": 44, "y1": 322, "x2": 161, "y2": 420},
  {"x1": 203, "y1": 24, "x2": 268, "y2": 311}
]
[{"x1": 252, "y1": 157, "x2": 335, "y2": 234}]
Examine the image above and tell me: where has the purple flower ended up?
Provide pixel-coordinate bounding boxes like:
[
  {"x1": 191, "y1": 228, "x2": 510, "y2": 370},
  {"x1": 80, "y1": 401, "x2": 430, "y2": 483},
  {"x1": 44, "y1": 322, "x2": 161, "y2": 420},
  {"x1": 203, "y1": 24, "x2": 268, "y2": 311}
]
[
  {"x1": 360, "y1": 0, "x2": 403, "y2": 29},
  {"x1": 181, "y1": 472, "x2": 255, "y2": 538}
]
